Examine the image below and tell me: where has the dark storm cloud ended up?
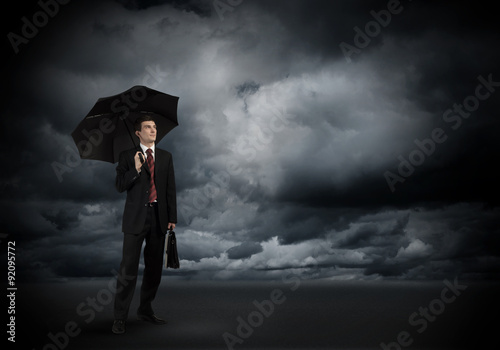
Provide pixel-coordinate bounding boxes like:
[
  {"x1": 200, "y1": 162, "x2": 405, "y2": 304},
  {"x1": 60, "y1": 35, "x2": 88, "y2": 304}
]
[
  {"x1": 40, "y1": 207, "x2": 80, "y2": 231},
  {"x1": 336, "y1": 213, "x2": 409, "y2": 249},
  {"x1": 2, "y1": 0, "x2": 499, "y2": 281},
  {"x1": 253, "y1": 3, "x2": 500, "y2": 209},
  {"x1": 236, "y1": 81, "x2": 260, "y2": 98},
  {"x1": 116, "y1": 0, "x2": 212, "y2": 15},
  {"x1": 5, "y1": 199, "x2": 124, "y2": 282},
  {"x1": 226, "y1": 241, "x2": 263, "y2": 259},
  {"x1": 93, "y1": 21, "x2": 134, "y2": 38}
]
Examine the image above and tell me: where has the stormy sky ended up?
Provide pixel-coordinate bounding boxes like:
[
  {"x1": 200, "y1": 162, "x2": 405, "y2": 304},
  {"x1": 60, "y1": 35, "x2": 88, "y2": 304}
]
[{"x1": 2, "y1": 0, "x2": 500, "y2": 282}]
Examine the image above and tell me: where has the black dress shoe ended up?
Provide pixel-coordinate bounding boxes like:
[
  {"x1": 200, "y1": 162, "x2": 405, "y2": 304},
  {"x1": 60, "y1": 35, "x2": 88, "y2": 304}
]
[
  {"x1": 112, "y1": 320, "x2": 126, "y2": 334},
  {"x1": 137, "y1": 314, "x2": 167, "y2": 325}
]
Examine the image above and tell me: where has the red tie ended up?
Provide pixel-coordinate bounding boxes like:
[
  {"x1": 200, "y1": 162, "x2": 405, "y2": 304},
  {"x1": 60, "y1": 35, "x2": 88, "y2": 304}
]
[{"x1": 146, "y1": 149, "x2": 157, "y2": 203}]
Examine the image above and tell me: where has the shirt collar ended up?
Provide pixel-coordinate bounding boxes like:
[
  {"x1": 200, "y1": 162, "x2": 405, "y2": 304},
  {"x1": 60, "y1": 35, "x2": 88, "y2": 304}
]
[{"x1": 140, "y1": 143, "x2": 155, "y2": 158}]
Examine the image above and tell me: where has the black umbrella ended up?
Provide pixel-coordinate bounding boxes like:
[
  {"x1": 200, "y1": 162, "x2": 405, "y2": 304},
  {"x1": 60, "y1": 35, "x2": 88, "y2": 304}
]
[{"x1": 72, "y1": 85, "x2": 179, "y2": 163}]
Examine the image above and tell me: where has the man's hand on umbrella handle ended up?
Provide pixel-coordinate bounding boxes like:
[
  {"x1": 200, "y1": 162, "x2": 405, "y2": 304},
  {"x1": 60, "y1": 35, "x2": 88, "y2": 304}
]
[
  {"x1": 134, "y1": 151, "x2": 145, "y2": 172},
  {"x1": 168, "y1": 223, "x2": 176, "y2": 231}
]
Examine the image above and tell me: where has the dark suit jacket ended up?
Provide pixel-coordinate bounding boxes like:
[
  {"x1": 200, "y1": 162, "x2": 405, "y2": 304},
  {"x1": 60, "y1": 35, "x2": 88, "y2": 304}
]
[{"x1": 116, "y1": 147, "x2": 177, "y2": 234}]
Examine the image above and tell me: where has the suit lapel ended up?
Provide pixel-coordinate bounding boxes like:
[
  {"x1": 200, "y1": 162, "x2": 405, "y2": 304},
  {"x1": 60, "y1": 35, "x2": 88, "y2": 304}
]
[
  {"x1": 154, "y1": 149, "x2": 163, "y2": 178},
  {"x1": 142, "y1": 160, "x2": 151, "y2": 176},
  {"x1": 139, "y1": 149, "x2": 151, "y2": 176}
]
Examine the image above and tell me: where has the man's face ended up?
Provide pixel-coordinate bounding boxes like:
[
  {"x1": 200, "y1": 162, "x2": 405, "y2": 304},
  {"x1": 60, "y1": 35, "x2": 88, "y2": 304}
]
[{"x1": 136, "y1": 120, "x2": 157, "y2": 144}]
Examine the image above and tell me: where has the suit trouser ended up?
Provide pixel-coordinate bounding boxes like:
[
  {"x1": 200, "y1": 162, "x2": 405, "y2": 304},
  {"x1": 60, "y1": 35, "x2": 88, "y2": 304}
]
[{"x1": 114, "y1": 203, "x2": 165, "y2": 320}]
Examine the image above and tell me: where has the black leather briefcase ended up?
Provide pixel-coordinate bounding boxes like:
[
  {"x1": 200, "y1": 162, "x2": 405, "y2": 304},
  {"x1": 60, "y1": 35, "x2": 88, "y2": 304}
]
[{"x1": 165, "y1": 230, "x2": 180, "y2": 269}]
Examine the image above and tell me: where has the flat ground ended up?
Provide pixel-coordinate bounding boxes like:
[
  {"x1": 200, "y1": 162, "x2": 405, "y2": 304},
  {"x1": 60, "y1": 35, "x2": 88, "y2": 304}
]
[{"x1": 11, "y1": 279, "x2": 500, "y2": 350}]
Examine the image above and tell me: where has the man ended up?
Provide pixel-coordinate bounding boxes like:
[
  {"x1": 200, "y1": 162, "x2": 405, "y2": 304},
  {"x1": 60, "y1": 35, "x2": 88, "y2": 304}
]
[{"x1": 112, "y1": 115, "x2": 177, "y2": 334}]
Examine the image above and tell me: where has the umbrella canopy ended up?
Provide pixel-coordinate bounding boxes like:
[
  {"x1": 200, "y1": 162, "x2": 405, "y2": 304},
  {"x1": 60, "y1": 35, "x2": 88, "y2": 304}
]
[{"x1": 72, "y1": 85, "x2": 179, "y2": 163}]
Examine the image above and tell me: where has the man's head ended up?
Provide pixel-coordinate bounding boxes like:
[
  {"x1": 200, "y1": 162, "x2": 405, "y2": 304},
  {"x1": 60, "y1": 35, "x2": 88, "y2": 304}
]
[{"x1": 134, "y1": 115, "x2": 157, "y2": 146}]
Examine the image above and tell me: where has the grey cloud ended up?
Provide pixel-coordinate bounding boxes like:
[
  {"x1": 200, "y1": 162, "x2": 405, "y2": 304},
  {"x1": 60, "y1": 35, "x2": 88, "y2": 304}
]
[
  {"x1": 2, "y1": 0, "x2": 500, "y2": 282},
  {"x1": 227, "y1": 241, "x2": 263, "y2": 259},
  {"x1": 117, "y1": 0, "x2": 212, "y2": 16},
  {"x1": 236, "y1": 81, "x2": 260, "y2": 98},
  {"x1": 40, "y1": 208, "x2": 80, "y2": 231},
  {"x1": 92, "y1": 22, "x2": 135, "y2": 39}
]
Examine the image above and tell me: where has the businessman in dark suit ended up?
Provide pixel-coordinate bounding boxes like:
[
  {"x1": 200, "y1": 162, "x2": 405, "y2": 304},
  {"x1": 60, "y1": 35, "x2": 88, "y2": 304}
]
[{"x1": 112, "y1": 115, "x2": 177, "y2": 334}]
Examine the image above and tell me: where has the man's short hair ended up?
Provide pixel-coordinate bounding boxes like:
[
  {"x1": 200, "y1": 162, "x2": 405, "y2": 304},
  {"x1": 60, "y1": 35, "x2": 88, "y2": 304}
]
[{"x1": 134, "y1": 115, "x2": 155, "y2": 132}]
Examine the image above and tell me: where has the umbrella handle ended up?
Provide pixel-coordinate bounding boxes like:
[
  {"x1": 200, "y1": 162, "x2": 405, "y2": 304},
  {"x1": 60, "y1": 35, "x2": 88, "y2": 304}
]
[{"x1": 139, "y1": 152, "x2": 145, "y2": 163}]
